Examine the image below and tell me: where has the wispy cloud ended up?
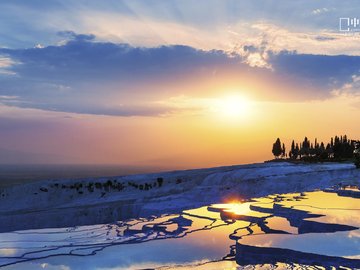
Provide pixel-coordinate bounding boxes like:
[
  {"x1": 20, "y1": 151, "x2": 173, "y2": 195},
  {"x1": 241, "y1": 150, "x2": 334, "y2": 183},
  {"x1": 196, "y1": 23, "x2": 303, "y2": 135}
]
[
  {"x1": 0, "y1": 56, "x2": 18, "y2": 75},
  {"x1": 312, "y1": 7, "x2": 331, "y2": 15},
  {"x1": 230, "y1": 22, "x2": 360, "y2": 57},
  {"x1": 331, "y1": 74, "x2": 360, "y2": 99},
  {"x1": 1, "y1": 1, "x2": 360, "y2": 56}
]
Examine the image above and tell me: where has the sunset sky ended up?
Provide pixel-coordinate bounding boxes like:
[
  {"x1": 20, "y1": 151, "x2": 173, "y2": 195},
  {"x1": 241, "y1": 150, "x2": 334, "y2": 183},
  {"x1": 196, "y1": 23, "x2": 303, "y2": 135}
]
[{"x1": 1, "y1": 0, "x2": 360, "y2": 168}]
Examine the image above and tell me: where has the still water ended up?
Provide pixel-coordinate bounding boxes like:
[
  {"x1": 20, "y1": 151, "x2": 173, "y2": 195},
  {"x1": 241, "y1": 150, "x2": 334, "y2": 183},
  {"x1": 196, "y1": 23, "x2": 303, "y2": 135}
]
[{"x1": 0, "y1": 187, "x2": 359, "y2": 269}]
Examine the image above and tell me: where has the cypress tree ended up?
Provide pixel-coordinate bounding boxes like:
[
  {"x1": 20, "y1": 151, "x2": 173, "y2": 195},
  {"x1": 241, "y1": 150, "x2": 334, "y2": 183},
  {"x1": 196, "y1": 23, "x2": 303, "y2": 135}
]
[
  {"x1": 290, "y1": 140, "x2": 295, "y2": 158},
  {"x1": 272, "y1": 138, "x2": 282, "y2": 158},
  {"x1": 282, "y1": 143, "x2": 286, "y2": 158}
]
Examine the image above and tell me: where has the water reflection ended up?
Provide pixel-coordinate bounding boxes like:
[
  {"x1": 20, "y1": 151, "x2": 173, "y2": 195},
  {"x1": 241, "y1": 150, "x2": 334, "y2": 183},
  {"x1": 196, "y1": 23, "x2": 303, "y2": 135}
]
[{"x1": 0, "y1": 186, "x2": 359, "y2": 269}]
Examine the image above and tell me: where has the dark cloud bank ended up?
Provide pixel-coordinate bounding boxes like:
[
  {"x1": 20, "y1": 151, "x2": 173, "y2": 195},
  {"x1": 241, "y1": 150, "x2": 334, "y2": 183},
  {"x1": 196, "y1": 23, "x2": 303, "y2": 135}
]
[{"x1": 0, "y1": 32, "x2": 360, "y2": 116}]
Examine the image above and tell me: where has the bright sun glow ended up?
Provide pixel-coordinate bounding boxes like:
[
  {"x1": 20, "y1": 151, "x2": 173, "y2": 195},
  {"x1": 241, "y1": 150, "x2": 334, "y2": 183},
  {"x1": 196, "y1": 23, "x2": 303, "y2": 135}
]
[
  {"x1": 211, "y1": 202, "x2": 251, "y2": 216},
  {"x1": 214, "y1": 95, "x2": 252, "y2": 119}
]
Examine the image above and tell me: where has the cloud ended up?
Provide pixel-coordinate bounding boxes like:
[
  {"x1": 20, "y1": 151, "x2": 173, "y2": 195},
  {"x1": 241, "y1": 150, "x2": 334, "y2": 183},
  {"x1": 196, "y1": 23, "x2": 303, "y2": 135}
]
[
  {"x1": 1, "y1": 32, "x2": 360, "y2": 116},
  {"x1": 269, "y1": 51, "x2": 360, "y2": 89},
  {"x1": 331, "y1": 75, "x2": 360, "y2": 109},
  {"x1": 312, "y1": 8, "x2": 330, "y2": 15},
  {"x1": 0, "y1": 95, "x2": 20, "y2": 106},
  {"x1": 0, "y1": 56, "x2": 17, "y2": 75},
  {"x1": 0, "y1": 57, "x2": 15, "y2": 68},
  {"x1": 230, "y1": 22, "x2": 360, "y2": 57},
  {"x1": 1, "y1": 36, "x2": 233, "y2": 82},
  {"x1": 0, "y1": 95, "x2": 18, "y2": 99},
  {"x1": 63, "y1": 13, "x2": 360, "y2": 57},
  {"x1": 3, "y1": 1, "x2": 360, "y2": 55},
  {"x1": 57, "y1": 30, "x2": 96, "y2": 42},
  {"x1": 0, "y1": 35, "x2": 244, "y2": 116},
  {"x1": 239, "y1": 42, "x2": 272, "y2": 69}
]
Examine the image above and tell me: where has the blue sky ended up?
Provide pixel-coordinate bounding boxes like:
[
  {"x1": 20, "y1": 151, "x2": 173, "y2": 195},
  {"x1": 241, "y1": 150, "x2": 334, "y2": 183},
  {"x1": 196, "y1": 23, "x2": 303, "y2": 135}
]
[
  {"x1": 1, "y1": 0, "x2": 360, "y2": 165},
  {"x1": 1, "y1": 0, "x2": 360, "y2": 49}
]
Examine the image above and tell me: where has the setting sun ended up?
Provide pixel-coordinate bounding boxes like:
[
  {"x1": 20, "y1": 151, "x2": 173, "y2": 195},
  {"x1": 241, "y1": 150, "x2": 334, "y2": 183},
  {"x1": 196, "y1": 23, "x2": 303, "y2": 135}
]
[{"x1": 214, "y1": 95, "x2": 253, "y2": 119}]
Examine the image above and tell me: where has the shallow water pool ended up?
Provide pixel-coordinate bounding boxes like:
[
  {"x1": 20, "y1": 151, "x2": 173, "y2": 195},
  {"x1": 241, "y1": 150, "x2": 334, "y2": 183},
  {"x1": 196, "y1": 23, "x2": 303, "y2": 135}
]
[{"x1": 0, "y1": 187, "x2": 359, "y2": 269}]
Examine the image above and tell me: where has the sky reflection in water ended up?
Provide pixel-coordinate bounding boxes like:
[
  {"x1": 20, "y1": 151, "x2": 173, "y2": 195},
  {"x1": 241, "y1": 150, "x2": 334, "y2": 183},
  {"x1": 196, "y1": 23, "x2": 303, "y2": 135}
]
[{"x1": 0, "y1": 188, "x2": 359, "y2": 270}]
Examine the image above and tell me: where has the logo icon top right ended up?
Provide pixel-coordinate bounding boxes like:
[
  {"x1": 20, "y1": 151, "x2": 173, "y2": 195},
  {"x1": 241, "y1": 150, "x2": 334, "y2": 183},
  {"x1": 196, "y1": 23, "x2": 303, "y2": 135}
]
[{"x1": 339, "y1": 17, "x2": 360, "y2": 32}]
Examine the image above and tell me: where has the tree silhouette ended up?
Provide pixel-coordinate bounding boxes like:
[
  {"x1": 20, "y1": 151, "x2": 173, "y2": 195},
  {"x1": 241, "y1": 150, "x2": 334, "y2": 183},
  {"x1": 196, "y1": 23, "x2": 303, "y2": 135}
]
[
  {"x1": 272, "y1": 135, "x2": 358, "y2": 164},
  {"x1": 302, "y1": 137, "x2": 310, "y2": 156},
  {"x1": 272, "y1": 138, "x2": 282, "y2": 158},
  {"x1": 282, "y1": 143, "x2": 286, "y2": 158},
  {"x1": 289, "y1": 140, "x2": 294, "y2": 159}
]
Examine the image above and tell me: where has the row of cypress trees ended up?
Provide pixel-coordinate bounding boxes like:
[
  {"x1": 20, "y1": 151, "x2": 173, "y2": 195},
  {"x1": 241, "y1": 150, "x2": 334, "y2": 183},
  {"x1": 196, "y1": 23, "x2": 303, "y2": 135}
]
[{"x1": 272, "y1": 135, "x2": 359, "y2": 161}]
